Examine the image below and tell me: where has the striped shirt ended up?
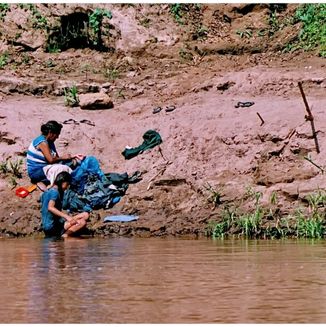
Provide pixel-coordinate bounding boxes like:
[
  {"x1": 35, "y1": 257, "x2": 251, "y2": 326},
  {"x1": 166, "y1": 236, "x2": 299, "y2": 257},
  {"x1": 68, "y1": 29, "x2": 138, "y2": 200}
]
[{"x1": 27, "y1": 135, "x2": 57, "y2": 175}]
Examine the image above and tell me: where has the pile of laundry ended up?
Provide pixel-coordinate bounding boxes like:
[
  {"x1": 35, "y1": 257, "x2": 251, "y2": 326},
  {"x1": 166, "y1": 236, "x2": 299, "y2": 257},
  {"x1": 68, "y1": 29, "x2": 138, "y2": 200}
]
[
  {"x1": 62, "y1": 156, "x2": 142, "y2": 213},
  {"x1": 61, "y1": 129, "x2": 162, "y2": 213}
]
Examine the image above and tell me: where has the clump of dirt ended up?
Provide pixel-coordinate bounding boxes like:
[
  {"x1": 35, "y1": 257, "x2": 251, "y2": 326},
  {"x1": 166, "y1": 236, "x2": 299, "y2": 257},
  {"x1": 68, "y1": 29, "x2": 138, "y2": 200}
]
[{"x1": 0, "y1": 4, "x2": 325, "y2": 238}]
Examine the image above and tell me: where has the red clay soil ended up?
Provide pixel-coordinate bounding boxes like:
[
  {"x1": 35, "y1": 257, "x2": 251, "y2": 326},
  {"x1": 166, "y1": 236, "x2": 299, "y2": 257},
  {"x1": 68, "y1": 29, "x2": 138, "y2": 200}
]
[{"x1": 0, "y1": 4, "x2": 325, "y2": 238}]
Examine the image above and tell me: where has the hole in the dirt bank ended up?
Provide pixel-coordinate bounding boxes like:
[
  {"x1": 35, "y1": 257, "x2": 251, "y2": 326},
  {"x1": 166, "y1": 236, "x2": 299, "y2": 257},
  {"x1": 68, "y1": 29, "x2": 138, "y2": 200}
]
[
  {"x1": 47, "y1": 13, "x2": 90, "y2": 52},
  {"x1": 46, "y1": 12, "x2": 113, "y2": 52}
]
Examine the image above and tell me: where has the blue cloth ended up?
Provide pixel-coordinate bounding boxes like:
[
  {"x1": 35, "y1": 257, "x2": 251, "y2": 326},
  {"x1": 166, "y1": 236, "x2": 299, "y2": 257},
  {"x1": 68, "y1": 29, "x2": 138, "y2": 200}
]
[
  {"x1": 71, "y1": 156, "x2": 105, "y2": 194},
  {"x1": 103, "y1": 215, "x2": 139, "y2": 222},
  {"x1": 40, "y1": 188, "x2": 65, "y2": 236},
  {"x1": 27, "y1": 135, "x2": 57, "y2": 183},
  {"x1": 62, "y1": 189, "x2": 92, "y2": 213},
  {"x1": 62, "y1": 175, "x2": 121, "y2": 212}
]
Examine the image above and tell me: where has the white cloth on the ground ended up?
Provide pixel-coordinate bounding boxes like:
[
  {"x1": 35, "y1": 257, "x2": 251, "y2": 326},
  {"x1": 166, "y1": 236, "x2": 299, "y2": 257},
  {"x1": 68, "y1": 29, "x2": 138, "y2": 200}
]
[{"x1": 43, "y1": 164, "x2": 72, "y2": 186}]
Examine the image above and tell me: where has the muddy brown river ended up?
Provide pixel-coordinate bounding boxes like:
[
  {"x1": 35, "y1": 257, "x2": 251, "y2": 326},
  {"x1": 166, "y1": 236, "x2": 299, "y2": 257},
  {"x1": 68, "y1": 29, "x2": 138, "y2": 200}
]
[{"x1": 1, "y1": 237, "x2": 326, "y2": 323}]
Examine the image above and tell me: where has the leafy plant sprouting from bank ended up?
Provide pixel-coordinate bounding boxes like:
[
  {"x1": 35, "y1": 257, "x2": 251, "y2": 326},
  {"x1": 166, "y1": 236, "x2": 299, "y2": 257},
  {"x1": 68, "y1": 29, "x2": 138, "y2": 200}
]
[
  {"x1": 0, "y1": 3, "x2": 9, "y2": 21},
  {"x1": 104, "y1": 66, "x2": 120, "y2": 81},
  {"x1": 0, "y1": 160, "x2": 9, "y2": 174},
  {"x1": 206, "y1": 186, "x2": 325, "y2": 240},
  {"x1": 170, "y1": 4, "x2": 185, "y2": 24},
  {"x1": 236, "y1": 29, "x2": 253, "y2": 39},
  {"x1": 293, "y1": 4, "x2": 326, "y2": 57},
  {"x1": 306, "y1": 190, "x2": 326, "y2": 216},
  {"x1": 0, "y1": 53, "x2": 8, "y2": 69},
  {"x1": 295, "y1": 209, "x2": 324, "y2": 239},
  {"x1": 204, "y1": 183, "x2": 222, "y2": 208},
  {"x1": 268, "y1": 11, "x2": 281, "y2": 36},
  {"x1": 170, "y1": 3, "x2": 201, "y2": 24},
  {"x1": 89, "y1": 8, "x2": 112, "y2": 46},
  {"x1": 238, "y1": 206, "x2": 263, "y2": 238},
  {"x1": 193, "y1": 25, "x2": 208, "y2": 40},
  {"x1": 206, "y1": 207, "x2": 236, "y2": 239},
  {"x1": 179, "y1": 47, "x2": 193, "y2": 62},
  {"x1": 18, "y1": 4, "x2": 48, "y2": 29},
  {"x1": 0, "y1": 158, "x2": 23, "y2": 178},
  {"x1": 64, "y1": 85, "x2": 79, "y2": 107}
]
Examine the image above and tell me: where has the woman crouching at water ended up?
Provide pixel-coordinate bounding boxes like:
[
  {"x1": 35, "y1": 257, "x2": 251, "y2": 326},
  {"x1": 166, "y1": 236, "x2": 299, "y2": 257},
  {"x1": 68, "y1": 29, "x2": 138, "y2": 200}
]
[{"x1": 41, "y1": 171, "x2": 89, "y2": 238}]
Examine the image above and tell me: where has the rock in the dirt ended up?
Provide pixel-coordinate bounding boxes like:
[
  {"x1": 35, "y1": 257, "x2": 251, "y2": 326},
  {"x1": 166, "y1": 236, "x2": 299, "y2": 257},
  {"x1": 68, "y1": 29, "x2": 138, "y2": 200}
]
[
  {"x1": 79, "y1": 93, "x2": 114, "y2": 110},
  {"x1": 52, "y1": 81, "x2": 101, "y2": 96},
  {"x1": 15, "y1": 30, "x2": 45, "y2": 50},
  {"x1": 0, "y1": 75, "x2": 49, "y2": 95}
]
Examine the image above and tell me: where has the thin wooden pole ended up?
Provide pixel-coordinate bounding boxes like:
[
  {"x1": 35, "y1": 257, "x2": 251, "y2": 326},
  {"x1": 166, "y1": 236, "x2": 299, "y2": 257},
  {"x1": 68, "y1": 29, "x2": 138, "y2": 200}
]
[
  {"x1": 298, "y1": 81, "x2": 320, "y2": 154},
  {"x1": 256, "y1": 112, "x2": 265, "y2": 126}
]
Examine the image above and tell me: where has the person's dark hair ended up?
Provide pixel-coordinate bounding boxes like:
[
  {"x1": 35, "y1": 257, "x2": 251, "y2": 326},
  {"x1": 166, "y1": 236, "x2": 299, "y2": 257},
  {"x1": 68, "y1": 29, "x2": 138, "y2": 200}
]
[
  {"x1": 41, "y1": 120, "x2": 63, "y2": 136},
  {"x1": 54, "y1": 171, "x2": 72, "y2": 192}
]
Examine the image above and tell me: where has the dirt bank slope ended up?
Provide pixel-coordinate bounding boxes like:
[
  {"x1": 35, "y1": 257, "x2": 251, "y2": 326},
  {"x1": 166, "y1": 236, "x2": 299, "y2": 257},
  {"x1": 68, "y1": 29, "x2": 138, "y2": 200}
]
[{"x1": 0, "y1": 4, "x2": 325, "y2": 238}]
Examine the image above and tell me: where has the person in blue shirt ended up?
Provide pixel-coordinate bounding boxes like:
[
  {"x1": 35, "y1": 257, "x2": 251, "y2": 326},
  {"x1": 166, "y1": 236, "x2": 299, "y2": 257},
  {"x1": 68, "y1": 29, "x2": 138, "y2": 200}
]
[
  {"x1": 41, "y1": 171, "x2": 89, "y2": 238},
  {"x1": 27, "y1": 120, "x2": 84, "y2": 186}
]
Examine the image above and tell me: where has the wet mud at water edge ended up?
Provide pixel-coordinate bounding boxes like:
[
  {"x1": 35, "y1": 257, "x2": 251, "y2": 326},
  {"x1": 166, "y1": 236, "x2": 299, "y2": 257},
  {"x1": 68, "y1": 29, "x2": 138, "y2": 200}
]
[{"x1": 2, "y1": 237, "x2": 326, "y2": 323}]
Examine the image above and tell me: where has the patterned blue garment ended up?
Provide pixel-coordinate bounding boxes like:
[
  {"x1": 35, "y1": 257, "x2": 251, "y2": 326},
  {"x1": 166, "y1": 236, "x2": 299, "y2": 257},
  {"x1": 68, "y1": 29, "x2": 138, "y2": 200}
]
[{"x1": 26, "y1": 135, "x2": 57, "y2": 182}]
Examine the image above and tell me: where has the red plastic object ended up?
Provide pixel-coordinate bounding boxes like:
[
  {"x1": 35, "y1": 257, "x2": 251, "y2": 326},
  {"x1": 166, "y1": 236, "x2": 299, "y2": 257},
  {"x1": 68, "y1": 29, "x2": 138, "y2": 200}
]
[{"x1": 15, "y1": 187, "x2": 29, "y2": 198}]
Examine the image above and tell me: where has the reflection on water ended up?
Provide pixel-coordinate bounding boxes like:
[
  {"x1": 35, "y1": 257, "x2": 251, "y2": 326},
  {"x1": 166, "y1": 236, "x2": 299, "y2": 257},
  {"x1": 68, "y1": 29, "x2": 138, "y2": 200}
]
[{"x1": 1, "y1": 237, "x2": 326, "y2": 323}]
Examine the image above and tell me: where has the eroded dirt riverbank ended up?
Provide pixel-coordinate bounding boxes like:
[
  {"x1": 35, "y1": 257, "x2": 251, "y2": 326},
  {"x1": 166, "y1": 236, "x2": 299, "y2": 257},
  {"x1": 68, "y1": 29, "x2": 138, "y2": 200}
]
[{"x1": 0, "y1": 4, "x2": 325, "y2": 238}]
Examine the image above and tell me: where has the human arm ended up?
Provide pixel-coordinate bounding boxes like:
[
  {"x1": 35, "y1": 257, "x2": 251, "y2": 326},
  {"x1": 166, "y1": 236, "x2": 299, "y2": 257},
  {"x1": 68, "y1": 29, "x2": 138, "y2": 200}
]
[
  {"x1": 38, "y1": 142, "x2": 72, "y2": 163},
  {"x1": 48, "y1": 200, "x2": 77, "y2": 226}
]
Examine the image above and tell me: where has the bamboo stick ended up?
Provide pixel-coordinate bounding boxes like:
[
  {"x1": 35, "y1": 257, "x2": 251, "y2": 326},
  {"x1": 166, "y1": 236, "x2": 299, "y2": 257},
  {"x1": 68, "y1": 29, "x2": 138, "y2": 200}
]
[{"x1": 298, "y1": 81, "x2": 320, "y2": 153}]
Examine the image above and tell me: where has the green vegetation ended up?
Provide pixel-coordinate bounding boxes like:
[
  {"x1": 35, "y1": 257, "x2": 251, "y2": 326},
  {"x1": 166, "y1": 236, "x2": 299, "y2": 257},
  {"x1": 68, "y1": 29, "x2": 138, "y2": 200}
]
[
  {"x1": 268, "y1": 11, "x2": 281, "y2": 36},
  {"x1": 44, "y1": 59, "x2": 56, "y2": 68},
  {"x1": 81, "y1": 63, "x2": 91, "y2": 81},
  {"x1": 0, "y1": 53, "x2": 8, "y2": 69},
  {"x1": 18, "y1": 3, "x2": 48, "y2": 29},
  {"x1": 307, "y1": 190, "x2": 326, "y2": 213},
  {"x1": 104, "y1": 66, "x2": 120, "y2": 81},
  {"x1": 206, "y1": 208, "x2": 236, "y2": 239},
  {"x1": 116, "y1": 88, "x2": 126, "y2": 99},
  {"x1": 0, "y1": 158, "x2": 23, "y2": 178},
  {"x1": 280, "y1": 4, "x2": 326, "y2": 56},
  {"x1": 170, "y1": 4, "x2": 186, "y2": 24},
  {"x1": 204, "y1": 183, "x2": 222, "y2": 208},
  {"x1": 22, "y1": 54, "x2": 31, "y2": 65},
  {"x1": 32, "y1": 12, "x2": 47, "y2": 29},
  {"x1": 238, "y1": 206, "x2": 263, "y2": 238},
  {"x1": 236, "y1": 29, "x2": 253, "y2": 39},
  {"x1": 294, "y1": 4, "x2": 326, "y2": 57},
  {"x1": 45, "y1": 7, "x2": 112, "y2": 52},
  {"x1": 46, "y1": 42, "x2": 60, "y2": 54},
  {"x1": 193, "y1": 25, "x2": 208, "y2": 40},
  {"x1": 206, "y1": 189, "x2": 326, "y2": 240},
  {"x1": 64, "y1": 85, "x2": 79, "y2": 107},
  {"x1": 295, "y1": 209, "x2": 324, "y2": 239},
  {"x1": 139, "y1": 17, "x2": 151, "y2": 28},
  {"x1": 89, "y1": 8, "x2": 112, "y2": 46},
  {"x1": 170, "y1": 3, "x2": 201, "y2": 24},
  {"x1": 0, "y1": 3, "x2": 9, "y2": 20},
  {"x1": 179, "y1": 47, "x2": 193, "y2": 62}
]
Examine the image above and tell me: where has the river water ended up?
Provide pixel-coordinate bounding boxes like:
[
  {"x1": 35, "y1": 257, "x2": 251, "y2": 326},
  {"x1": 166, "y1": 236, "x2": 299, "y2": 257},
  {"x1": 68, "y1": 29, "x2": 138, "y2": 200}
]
[{"x1": 1, "y1": 237, "x2": 326, "y2": 323}]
